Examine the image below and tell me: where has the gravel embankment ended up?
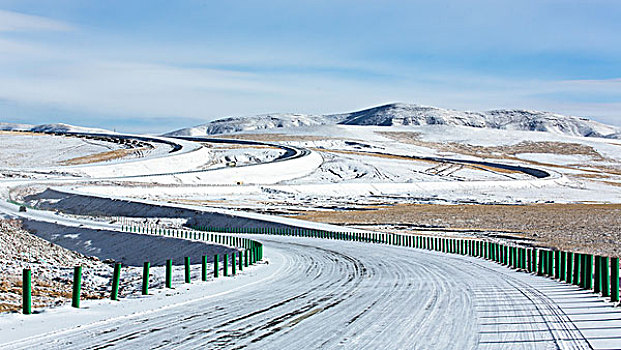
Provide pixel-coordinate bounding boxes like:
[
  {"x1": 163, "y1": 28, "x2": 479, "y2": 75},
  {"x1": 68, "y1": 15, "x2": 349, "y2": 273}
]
[{"x1": 0, "y1": 220, "x2": 112, "y2": 313}]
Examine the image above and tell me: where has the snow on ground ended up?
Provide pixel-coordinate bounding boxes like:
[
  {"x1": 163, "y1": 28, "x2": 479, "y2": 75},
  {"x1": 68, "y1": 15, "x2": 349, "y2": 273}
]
[
  {"x1": 282, "y1": 151, "x2": 529, "y2": 184},
  {"x1": 0, "y1": 133, "x2": 124, "y2": 169},
  {"x1": 206, "y1": 146, "x2": 285, "y2": 169},
  {"x1": 516, "y1": 153, "x2": 594, "y2": 165}
]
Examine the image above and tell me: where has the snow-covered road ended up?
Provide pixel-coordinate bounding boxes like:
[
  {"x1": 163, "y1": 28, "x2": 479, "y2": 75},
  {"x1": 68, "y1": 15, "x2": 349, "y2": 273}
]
[{"x1": 3, "y1": 234, "x2": 620, "y2": 350}]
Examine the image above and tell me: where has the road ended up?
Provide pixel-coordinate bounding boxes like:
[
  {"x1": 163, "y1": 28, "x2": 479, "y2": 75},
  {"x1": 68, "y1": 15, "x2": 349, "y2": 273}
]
[{"x1": 3, "y1": 232, "x2": 620, "y2": 350}]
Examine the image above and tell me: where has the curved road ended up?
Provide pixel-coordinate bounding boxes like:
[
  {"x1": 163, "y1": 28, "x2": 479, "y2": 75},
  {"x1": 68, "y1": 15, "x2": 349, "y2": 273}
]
[
  {"x1": 10, "y1": 130, "x2": 553, "y2": 181},
  {"x1": 5, "y1": 233, "x2": 617, "y2": 350}
]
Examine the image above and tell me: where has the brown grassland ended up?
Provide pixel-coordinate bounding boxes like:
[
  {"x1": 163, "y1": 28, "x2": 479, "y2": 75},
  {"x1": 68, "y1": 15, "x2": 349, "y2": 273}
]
[{"x1": 289, "y1": 203, "x2": 621, "y2": 256}]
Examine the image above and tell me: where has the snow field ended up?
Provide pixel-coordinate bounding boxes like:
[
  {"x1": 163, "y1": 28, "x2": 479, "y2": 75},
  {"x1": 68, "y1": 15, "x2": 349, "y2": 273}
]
[{"x1": 0, "y1": 134, "x2": 125, "y2": 169}]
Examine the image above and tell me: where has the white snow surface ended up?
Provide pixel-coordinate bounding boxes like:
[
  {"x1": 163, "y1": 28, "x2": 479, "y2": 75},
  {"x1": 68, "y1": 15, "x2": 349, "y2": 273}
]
[{"x1": 0, "y1": 134, "x2": 124, "y2": 169}]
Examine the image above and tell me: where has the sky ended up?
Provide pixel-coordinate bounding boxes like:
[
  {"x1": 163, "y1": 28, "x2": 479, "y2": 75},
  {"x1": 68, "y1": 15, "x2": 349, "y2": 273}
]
[{"x1": 0, "y1": 0, "x2": 620, "y2": 133}]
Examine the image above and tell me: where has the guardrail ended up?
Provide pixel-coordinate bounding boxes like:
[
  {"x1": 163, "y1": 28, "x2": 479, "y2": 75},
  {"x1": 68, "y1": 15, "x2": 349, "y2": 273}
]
[
  {"x1": 19, "y1": 224, "x2": 263, "y2": 315},
  {"x1": 187, "y1": 225, "x2": 620, "y2": 305},
  {"x1": 16, "y1": 220, "x2": 619, "y2": 314}
]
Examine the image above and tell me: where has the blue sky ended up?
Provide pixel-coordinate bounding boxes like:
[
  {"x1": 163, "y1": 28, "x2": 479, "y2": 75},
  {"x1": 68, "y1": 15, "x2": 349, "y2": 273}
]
[{"x1": 0, "y1": 0, "x2": 620, "y2": 133}]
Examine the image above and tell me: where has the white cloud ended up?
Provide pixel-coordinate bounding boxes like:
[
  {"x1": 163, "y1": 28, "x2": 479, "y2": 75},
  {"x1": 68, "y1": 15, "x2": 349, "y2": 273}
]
[{"x1": 0, "y1": 9, "x2": 73, "y2": 32}]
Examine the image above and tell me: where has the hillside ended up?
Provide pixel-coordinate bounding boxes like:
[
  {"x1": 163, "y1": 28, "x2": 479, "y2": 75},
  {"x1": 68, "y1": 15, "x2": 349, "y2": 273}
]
[
  {"x1": 166, "y1": 103, "x2": 620, "y2": 139},
  {"x1": 166, "y1": 114, "x2": 340, "y2": 136},
  {"x1": 0, "y1": 122, "x2": 112, "y2": 134}
]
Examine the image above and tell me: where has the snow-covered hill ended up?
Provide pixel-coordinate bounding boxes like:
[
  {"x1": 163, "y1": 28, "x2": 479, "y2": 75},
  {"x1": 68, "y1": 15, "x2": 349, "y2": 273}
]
[
  {"x1": 0, "y1": 122, "x2": 112, "y2": 134},
  {"x1": 166, "y1": 114, "x2": 340, "y2": 136},
  {"x1": 166, "y1": 103, "x2": 620, "y2": 139}
]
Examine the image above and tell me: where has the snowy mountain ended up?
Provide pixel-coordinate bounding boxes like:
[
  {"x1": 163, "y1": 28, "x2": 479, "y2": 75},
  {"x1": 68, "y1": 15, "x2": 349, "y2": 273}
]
[
  {"x1": 334, "y1": 103, "x2": 488, "y2": 127},
  {"x1": 0, "y1": 122, "x2": 112, "y2": 134},
  {"x1": 165, "y1": 103, "x2": 621, "y2": 139},
  {"x1": 165, "y1": 114, "x2": 339, "y2": 136},
  {"x1": 0, "y1": 122, "x2": 34, "y2": 131},
  {"x1": 482, "y1": 109, "x2": 617, "y2": 138},
  {"x1": 335, "y1": 103, "x2": 619, "y2": 138}
]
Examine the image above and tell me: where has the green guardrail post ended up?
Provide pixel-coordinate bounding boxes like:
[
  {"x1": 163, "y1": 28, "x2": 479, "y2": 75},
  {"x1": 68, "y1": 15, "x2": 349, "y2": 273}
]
[
  {"x1": 72, "y1": 266, "x2": 82, "y2": 308},
  {"x1": 580, "y1": 254, "x2": 587, "y2": 288},
  {"x1": 166, "y1": 259, "x2": 173, "y2": 288},
  {"x1": 184, "y1": 257, "x2": 191, "y2": 283},
  {"x1": 142, "y1": 262, "x2": 150, "y2": 295},
  {"x1": 214, "y1": 255, "x2": 219, "y2": 278},
  {"x1": 537, "y1": 250, "x2": 543, "y2": 276},
  {"x1": 239, "y1": 251, "x2": 243, "y2": 271},
  {"x1": 514, "y1": 247, "x2": 519, "y2": 268},
  {"x1": 601, "y1": 257, "x2": 610, "y2": 297},
  {"x1": 554, "y1": 251, "x2": 560, "y2": 279},
  {"x1": 560, "y1": 252, "x2": 567, "y2": 282},
  {"x1": 23, "y1": 268, "x2": 32, "y2": 315},
  {"x1": 573, "y1": 253, "x2": 580, "y2": 286},
  {"x1": 566, "y1": 252, "x2": 573, "y2": 284},
  {"x1": 111, "y1": 263, "x2": 121, "y2": 301},
  {"x1": 223, "y1": 254, "x2": 229, "y2": 277},
  {"x1": 202, "y1": 255, "x2": 207, "y2": 281},
  {"x1": 594, "y1": 256, "x2": 601, "y2": 294},
  {"x1": 245, "y1": 250, "x2": 249, "y2": 267},
  {"x1": 585, "y1": 254, "x2": 593, "y2": 290},
  {"x1": 232, "y1": 253, "x2": 236, "y2": 275},
  {"x1": 611, "y1": 258, "x2": 619, "y2": 302}
]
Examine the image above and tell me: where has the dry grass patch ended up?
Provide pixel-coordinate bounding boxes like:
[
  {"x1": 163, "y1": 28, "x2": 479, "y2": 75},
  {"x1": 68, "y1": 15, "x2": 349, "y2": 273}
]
[
  {"x1": 61, "y1": 148, "x2": 146, "y2": 165},
  {"x1": 289, "y1": 203, "x2": 621, "y2": 256},
  {"x1": 379, "y1": 131, "x2": 605, "y2": 159},
  {"x1": 0, "y1": 131, "x2": 40, "y2": 136}
]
